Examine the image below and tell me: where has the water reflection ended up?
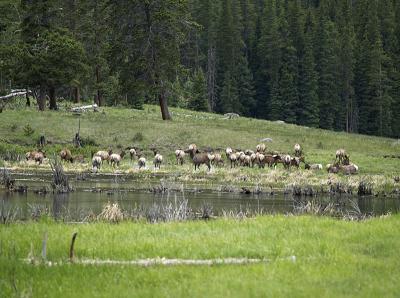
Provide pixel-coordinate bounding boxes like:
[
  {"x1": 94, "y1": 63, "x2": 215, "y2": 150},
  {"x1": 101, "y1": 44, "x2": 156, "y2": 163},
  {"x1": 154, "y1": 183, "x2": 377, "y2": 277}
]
[
  {"x1": 1, "y1": 171, "x2": 399, "y2": 221},
  {"x1": 1, "y1": 188, "x2": 399, "y2": 222}
]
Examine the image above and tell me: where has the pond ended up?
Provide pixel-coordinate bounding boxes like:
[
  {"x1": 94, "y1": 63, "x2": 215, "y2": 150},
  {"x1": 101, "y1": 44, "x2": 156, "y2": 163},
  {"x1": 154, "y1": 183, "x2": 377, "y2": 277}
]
[{"x1": 1, "y1": 171, "x2": 399, "y2": 221}]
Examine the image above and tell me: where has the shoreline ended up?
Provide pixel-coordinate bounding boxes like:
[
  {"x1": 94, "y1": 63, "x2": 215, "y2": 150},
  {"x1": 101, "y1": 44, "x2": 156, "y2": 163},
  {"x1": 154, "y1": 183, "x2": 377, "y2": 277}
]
[{"x1": 2, "y1": 165, "x2": 400, "y2": 197}]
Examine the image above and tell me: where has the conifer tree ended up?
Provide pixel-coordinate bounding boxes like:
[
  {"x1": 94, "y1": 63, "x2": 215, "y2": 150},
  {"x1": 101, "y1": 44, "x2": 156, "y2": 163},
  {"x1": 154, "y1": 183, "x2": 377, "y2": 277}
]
[
  {"x1": 337, "y1": 0, "x2": 356, "y2": 132},
  {"x1": 188, "y1": 68, "x2": 209, "y2": 112},
  {"x1": 278, "y1": 11, "x2": 298, "y2": 124},
  {"x1": 298, "y1": 20, "x2": 319, "y2": 127},
  {"x1": 255, "y1": 0, "x2": 281, "y2": 119},
  {"x1": 315, "y1": 15, "x2": 340, "y2": 130}
]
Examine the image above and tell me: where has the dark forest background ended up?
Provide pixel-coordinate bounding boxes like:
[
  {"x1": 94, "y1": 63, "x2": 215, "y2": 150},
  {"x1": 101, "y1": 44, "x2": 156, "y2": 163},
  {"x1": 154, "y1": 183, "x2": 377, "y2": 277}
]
[{"x1": 1, "y1": 0, "x2": 399, "y2": 137}]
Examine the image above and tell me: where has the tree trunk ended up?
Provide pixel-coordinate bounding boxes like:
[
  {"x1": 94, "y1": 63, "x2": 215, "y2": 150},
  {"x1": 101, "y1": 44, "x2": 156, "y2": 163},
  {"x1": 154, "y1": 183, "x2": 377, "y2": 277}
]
[
  {"x1": 74, "y1": 87, "x2": 80, "y2": 103},
  {"x1": 49, "y1": 86, "x2": 57, "y2": 110},
  {"x1": 26, "y1": 87, "x2": 30, "y2": 107},
  {"x1": 159, "y1": 92, "x2": 171, "y2": 120},
  {"x1": 38, "y1": 84, "x2": 46, "y2": 111},
  {"x1": 96, "y1": 65, "x2": 102, "y2": 107},
  {"x1": 207, "y1": 45, "x2": 216, "y2": 111}
]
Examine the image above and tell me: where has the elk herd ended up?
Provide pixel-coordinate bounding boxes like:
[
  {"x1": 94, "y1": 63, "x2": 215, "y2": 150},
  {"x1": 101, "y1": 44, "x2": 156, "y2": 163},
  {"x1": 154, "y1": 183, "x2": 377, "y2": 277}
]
[{"x1": 24, "y1": 143, "x2": 359, "y2": 175}]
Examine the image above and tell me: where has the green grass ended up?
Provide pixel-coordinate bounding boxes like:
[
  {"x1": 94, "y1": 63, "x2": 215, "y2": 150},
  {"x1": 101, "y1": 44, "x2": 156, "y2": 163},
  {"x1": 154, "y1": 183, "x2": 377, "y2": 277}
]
[
  {"x1": 1, "y1": 215, "x2": 400, "y2": 297},
  {"x1": 1, "y1": 104, "x2": 399, "y2": 193}
]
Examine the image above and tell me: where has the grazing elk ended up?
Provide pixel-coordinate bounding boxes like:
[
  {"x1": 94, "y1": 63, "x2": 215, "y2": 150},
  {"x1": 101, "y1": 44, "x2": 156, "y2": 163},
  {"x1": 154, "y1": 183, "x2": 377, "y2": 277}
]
[
  {"x1": 326, "y1": 163, "x2": 340, "y2": 174},
  {"x1": 335, "y1": 149, "x2": 349, "y2": 165},
  {"x1": 33, "y1": 151, "x2": 46, "y2": 165},
  {"x1": 153, "y1": 152, "x2": 163, "y2": 169},
  {"x1": 228, "y1": 152, "x2": 238, "y2": 168},
  {"x1": 340, "y1": 164, "x2": 358, "y2": 175},
  {"x1": 110, "y1": 151, "x2": 125, "y2": 168},
  {"x1": 175, "y1": 149, "x2": 185, "y2": 165},
  {"x1": 256, "y1": 143, "x2": 266, "y2": 153},
  {"x1": 290, "y1": 156, "x2": 305, "y2": 169},
  {"x1": 294, "y1": 143, "x2": 302, "y2": 157},
  {"x1": 129, "y1": 148, "x2": 137, "y2": 161},
  {"x1": 305, "y1": 163, "x2": 323, "y2": 170},
  {"x1": 225, "y1": 147, "x2": 233, "y2": 159},
  {"x1": 282, "y1": 155, "x2": 292, "y2": 170},
  {"x1": 138, "y1": 157, "x2": 146, "y2": 169},
  {"x1": 264, "y1": 154, "x2": 282, "y2": 168},
  {"x1": 212, "y1": 153, "x2": 224, "y2": 167},
  {"x1": 94, "y1": 149, "x2": 113, "y2": 164},
  {"x1": 60, "y1": 148, "x2": 73, "y2": 163},
  {"x1": 92, "y1": 155, "x2": 102, "y2": 172}
]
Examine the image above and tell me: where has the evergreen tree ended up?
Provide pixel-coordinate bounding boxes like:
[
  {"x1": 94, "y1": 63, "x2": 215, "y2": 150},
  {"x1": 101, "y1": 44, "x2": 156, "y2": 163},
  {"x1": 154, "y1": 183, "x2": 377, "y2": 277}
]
[
  {"x1": 188, "y1": 68, "x2": 209, "y2": 112},
  {"x1": 298, "y1": 19, "x2": 319, "y2": 127},
  {"x1": 337, "y1": 0, "x2": 356, "y2": 132},
  {"x1": 220, "y1": 70, "x2": 240, "y2": 113},
  {"x1": 215, "y1": 0, "x2": 254, "y2": 115},
  {"x1": 1, "y1": 0, "x2": 400, "y2": 136},
  {"x1": 108, "y1": 0, "x2": 192, "y2": 119},
  {"x1": 315, "y1": 15, "x2": 340, "y2": 130},
  {"x1": 268, "y1": 81, "x2": 281, "y2": 121},
  {"x1": 278, "y1": 10, "x2": 298, "y2": 124},
  {"x1": 391, "y1": 1, "x2": 400, "y2": 137},
  {"x1": 255, "y1": 0, "x2": 281, "y2": 119},
  {"x1": 0, "y1": 1, "x2": 22, "y2": 93},
  {"x1": 20, "y1": 0, "x2": 86, "y2": 110},
  {"x1": 357, "y1": 1, "x2": 392, "y2": 136},
  {"x1": 239, "y1": 0, "x2": 257, "y2": 60},
  {"x1": 75, "y1": 0, "x2": 110, "y2": 106},
  {"x1": 235, "y1": 55, "x2": 256, "y2": 116},
  {"x1": 190, "y1": 0, "x2": 219, "y2": 111}
]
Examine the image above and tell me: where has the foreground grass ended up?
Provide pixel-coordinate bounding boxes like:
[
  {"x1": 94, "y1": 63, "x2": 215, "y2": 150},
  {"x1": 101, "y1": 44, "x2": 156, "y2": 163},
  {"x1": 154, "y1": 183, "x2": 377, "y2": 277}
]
[
  {"x1": 1, "y1": 103, "x2": 399, "y2": 193},
  {"x1": 1, "y1": 215, "x2": 400, "y2": 297}
]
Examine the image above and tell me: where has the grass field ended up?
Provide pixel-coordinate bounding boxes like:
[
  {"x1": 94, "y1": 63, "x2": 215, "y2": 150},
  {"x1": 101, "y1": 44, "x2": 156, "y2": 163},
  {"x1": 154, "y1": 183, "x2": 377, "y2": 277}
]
[
  {"x1": 0, "y1": 102, "x2": 399, "y2": 193},
  {"x1": 1, "y1": 102, "x2": 400, "y2": 297},
  {"x1": 1, "y1": 215, "x2": 399, "y2": 297}
]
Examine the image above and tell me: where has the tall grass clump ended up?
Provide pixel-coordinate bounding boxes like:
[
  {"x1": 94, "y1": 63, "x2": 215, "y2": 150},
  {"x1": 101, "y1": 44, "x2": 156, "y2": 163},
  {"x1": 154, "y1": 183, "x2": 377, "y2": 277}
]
[
  {"x1": 0, "y1": 200, "x2": 19, "y2": 224},
  {"x1": 358, "y1": 181, "x2": 373, "y2": 196},
  {"x1": 293, "y1": 200, "x2": 338, "y2": 216},
  {"x1": 146, "y1": 198, "x2": 192, "y2": 223},
  {"x1": 0, "y1": 168, "x2": 15, "y2": 190},
  {"x1": 98, "y1": 202, "x2": 123, "y2": 223},
  {"x1": 50, "y1": 158, "x2": 72, "y2": 193}
]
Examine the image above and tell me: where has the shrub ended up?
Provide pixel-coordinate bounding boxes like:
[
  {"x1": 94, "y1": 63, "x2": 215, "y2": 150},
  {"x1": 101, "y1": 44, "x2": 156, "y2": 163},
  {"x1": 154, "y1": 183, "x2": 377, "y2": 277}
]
[
  {"x1": 23, "y1": 123, "x2": 35, "y2": 136},
  {"x1": 132, "y1": 132, "x2": 144, "y2": 142},
  {"x1": 9, "y1": 124, "x2": 18, "y2": 132},
  {"x1": 80, "y1": 136, "x2": 98, "y2": 147}
]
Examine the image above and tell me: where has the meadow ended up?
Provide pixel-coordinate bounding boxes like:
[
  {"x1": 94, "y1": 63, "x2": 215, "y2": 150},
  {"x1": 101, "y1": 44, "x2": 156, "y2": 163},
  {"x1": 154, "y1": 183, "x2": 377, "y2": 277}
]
[
  {"x1": 1, "y1": 215, "x2": 400, "y2": 297},
  {"x1": 0, "y1": 102, "x2": 399, "y2": 194},
  {"x1": 1, "y1": 103, "x2": 400, "y2": 297}
]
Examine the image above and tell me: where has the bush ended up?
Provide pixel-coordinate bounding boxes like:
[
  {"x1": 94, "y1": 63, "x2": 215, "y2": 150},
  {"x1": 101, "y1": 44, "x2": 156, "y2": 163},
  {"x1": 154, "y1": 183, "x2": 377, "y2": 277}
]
[
  {"x1": 23, "y1": 123, "x2": 35, "y2": 136},
  {"x1": 80, "y1": 136, "x2": 98, "y2": 147},
  {"x1": 9, "y1": 123, "x2": 18, "y2": 132},
  {"x1": 132, "y1": 132, "x2": 144, "y2": 142}
]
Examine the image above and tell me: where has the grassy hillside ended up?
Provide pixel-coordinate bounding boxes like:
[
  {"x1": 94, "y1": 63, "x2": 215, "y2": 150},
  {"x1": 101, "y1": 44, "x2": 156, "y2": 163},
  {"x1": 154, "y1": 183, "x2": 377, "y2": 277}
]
[
  {"x1": 1, "y1": 215, "x2": 400, "y2": 297},
  {"x1": 0, "y1": 103, "x2": 399, "y2": 192}
]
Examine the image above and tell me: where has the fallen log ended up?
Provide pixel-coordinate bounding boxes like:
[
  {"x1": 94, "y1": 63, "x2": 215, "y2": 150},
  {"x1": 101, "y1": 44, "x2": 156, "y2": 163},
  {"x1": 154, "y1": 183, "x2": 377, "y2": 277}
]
[
  {"x1": 0, "y1": 90, "x2": 29, "y2": 100},
  {"x1": 223, "y1": 113, "x2": 240, "y2": 119},
  {"x1": 0, "y1": 90, "x2": 31, "y2": 112},
  {"x1": 70, "y1": 104, "x2": 98, "y2": 112}
]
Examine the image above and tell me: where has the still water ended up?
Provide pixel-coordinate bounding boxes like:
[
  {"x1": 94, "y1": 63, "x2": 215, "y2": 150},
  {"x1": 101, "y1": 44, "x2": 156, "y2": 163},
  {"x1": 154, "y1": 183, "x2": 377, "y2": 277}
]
[{"x1": 1, "y1": 172, "x2": 399, "y2": 220}]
